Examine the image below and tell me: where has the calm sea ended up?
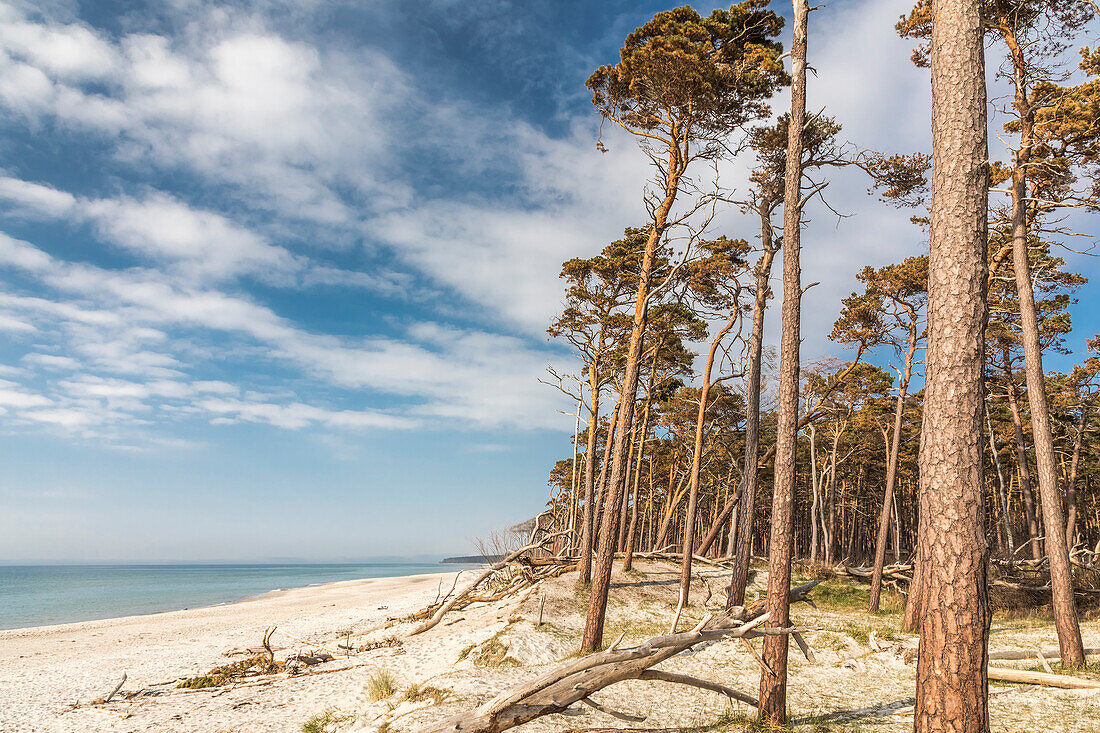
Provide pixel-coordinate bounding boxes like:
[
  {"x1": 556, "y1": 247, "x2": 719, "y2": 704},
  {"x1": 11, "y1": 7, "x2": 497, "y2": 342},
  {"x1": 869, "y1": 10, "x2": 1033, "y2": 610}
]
[{"x1": 0, "y1": 563, "x2": 466, "y2": 631}]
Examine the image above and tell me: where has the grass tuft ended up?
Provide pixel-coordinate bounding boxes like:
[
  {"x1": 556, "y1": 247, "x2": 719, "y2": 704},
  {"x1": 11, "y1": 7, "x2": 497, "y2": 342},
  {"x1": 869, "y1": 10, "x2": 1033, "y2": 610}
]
[
  {"x1": 301, "y1": 709, "x2": 355, "y2": 733},
  {"x1": 367, "y1": 668, "x2": 397, "y2": 702}
]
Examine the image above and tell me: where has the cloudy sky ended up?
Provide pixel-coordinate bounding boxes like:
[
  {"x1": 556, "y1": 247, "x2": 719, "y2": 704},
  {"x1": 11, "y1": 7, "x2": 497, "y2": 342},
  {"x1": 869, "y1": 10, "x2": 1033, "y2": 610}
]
[{"x1": 0, "y1": 0, "x2": 1096, "y2": 562}]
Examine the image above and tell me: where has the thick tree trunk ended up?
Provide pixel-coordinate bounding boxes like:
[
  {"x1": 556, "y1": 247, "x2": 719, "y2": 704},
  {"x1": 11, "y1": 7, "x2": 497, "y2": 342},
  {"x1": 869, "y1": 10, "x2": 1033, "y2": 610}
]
[
  {"x1": 728, "y1": 229, "x2": 777, "y2": 607},
  {"x1": 914, "y1": 3, "x2": 991, "y2": 731},
  {"x1": 869, "y1": 332, "x2": 916, "y2": 611},
  {"x1": 758, "y1": 0, "x2": 806, "y2": 722}
]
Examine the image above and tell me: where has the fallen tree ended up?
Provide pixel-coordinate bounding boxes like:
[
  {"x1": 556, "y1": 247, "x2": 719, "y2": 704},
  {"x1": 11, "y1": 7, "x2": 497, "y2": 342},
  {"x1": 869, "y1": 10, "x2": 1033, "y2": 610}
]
[
  {"x1": 416, "y1": 579, "x2": 821, "y2": 733},
  {"x1": 410, "y1": 532, "x2": 569, "y2": 636}
]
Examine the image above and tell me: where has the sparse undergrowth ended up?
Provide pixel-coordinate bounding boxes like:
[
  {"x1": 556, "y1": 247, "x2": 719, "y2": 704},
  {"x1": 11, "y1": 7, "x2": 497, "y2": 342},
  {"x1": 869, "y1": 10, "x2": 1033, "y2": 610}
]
[
  {"x1": 177, "y1": 654, "x2": 275, "y2": 689},
  {"x1": 403, "y1": 682, "x2": 448, "y2": 704},
  {"x1": 367, "y1": 668, "x2": 397, "y2": 702},
  {"x1": 301, "y1": 709, "x2": 355, "y2": 733}
]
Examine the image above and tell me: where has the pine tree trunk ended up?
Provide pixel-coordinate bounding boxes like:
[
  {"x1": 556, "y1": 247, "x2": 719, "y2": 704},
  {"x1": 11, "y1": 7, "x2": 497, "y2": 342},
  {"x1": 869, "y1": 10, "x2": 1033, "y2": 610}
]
[
  {"x1": 678, "y1": 315, "x2": 738, "y2": 608},
  {"x1": 758, "y1": 0, "x2": 807, "y2": 722},
  {"x1": 914, "y1": 2, "x2": 991, "y2": 729},
  {"x1": 578, "y1": 364, "x2": 601, "y2": 584},
  {"x1": 870, "y1": 331, "x2": 916, "y2": 611},
  {"x1": 623, "y1": 388, "x2": 653, "y2": 572},
  {"x1": 728, "y1": 225, "x2": 778, "y2": 607},
  {"x1": 987, "y1": 403, "x2": 1016, "y2": 556},
  {"x1": 1066, "y1": 402, "x2": 1087, "y2": 544},
  {"x1": 1004, "y1": 362, "x2": 1043, "y2": 560},
  {"x1": 581, "y1": 147, "x2": 686, "y2": 652}
]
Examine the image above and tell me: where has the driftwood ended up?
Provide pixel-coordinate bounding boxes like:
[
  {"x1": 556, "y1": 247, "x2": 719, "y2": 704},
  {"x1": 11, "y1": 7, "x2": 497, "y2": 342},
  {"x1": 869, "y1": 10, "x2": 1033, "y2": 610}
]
[
  {"x1": 988, "y1": 647, "x2": 1100, "y2": 661},
  {"x1": 410, "y1": 533, "x2": 566, "y2": 636},
  {"x1": 103, "y1": 673, "x2": 126, "y2": 704},
  {"x1": 416, "y1": 579, "x2": 821, "y2": 733},
  {"x1": 987, "y1": 667, "x2": 1100, "y2": 689}
]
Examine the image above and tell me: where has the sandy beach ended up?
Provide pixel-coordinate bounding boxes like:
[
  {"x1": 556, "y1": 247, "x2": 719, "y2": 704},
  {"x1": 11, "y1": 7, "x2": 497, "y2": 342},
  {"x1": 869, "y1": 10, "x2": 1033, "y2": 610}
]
[
  {"x1": 2, "y1": 561, "x2": 1099, "y2": 733},
  {"x1": 0, "y1": 571, "x2": 463, "y2": 733}
]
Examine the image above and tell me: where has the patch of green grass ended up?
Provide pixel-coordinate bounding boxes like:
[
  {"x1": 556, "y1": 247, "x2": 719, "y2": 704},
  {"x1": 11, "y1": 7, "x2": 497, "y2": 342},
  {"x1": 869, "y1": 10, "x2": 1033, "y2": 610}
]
[
  {"x1": 366, "y1": 668, "x2": 397, "y2": 702},
  {"x1": 456, "y1": 643, "x2": 475, "y2": 661},
  {"x1": 301, "y1": 709, "x2": 355, "y2": 733}
]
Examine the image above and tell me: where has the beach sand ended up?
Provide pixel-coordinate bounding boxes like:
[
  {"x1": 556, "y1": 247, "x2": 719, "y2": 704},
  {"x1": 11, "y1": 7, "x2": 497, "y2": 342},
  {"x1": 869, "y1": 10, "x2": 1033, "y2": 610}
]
[
  {"x1": 2, "y1": 561, "x2": 1098, "y2": 733},
  {"x1": 0, "y1": 571, "x2": 463, "y2": 733}
]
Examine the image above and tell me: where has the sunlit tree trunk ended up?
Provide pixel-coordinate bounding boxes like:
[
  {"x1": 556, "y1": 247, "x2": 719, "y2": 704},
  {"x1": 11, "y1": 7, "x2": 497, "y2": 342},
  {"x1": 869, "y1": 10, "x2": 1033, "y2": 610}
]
[
  {"x1": 869, "y1": 326, "x2": 917, "y2": 611},
  {"x1": 678, "y1": 314, "x2": 739, "y2": 611},
  {"x1": 914, "y1": 1, "x2": 991, "y2": 729},
  {"x1": 995, "y1": 8, "x2": 1085, "y2": 666},
  {"x1": 758, "y1": 0, "x2": 807, "y2": 722}
]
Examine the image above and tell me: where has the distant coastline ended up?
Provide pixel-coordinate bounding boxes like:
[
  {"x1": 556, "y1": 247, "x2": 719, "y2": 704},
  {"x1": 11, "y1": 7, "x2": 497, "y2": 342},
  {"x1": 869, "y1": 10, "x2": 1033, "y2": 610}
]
[{"x1": 441, "y1": 555, "x2": 498, "y2": 564}]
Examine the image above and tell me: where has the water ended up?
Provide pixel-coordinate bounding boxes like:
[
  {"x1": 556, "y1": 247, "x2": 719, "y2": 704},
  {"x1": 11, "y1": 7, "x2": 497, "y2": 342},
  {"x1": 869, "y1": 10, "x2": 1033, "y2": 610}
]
[{"x1": 0, "y1": 563, "x2": 468, "y2": 631}]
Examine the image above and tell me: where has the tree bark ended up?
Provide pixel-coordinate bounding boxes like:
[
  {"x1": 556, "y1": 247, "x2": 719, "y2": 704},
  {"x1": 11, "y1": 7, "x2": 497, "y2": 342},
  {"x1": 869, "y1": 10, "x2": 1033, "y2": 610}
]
[
  {"x1": 758, "y1": 0, "x2": 806, "y2": 722},
  {"x1": 914, "y1": 2, "x2": 991, "y2": 731}
]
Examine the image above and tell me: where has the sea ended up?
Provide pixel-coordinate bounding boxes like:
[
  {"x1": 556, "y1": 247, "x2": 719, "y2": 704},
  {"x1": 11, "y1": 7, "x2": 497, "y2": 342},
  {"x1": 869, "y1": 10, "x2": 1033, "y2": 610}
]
[{"x1": 0, "y1": 562, "x2": 471, "y2": 631}]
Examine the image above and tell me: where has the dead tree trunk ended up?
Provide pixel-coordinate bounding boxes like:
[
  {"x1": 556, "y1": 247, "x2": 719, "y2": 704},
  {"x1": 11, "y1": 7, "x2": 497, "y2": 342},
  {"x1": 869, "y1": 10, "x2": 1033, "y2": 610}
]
[{"x1": 419, "y1": 581, "x2": 821, "y2": 733}]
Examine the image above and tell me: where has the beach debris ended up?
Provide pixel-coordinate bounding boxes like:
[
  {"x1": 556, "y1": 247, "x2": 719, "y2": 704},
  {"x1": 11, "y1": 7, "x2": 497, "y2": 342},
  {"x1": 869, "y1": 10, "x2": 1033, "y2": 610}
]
[
  {"x1": 987, "y1": 667, "x2": 1100, "y2": 689},
  {"x1": 415, "y1": 579, "x2": 821, "y2": 733},
  {"x1": 408, "y1": 530, "x2": 570, "y2": 636},
  {"x1": 90, "y1": 672, "x2": 127, "y2": 705}
]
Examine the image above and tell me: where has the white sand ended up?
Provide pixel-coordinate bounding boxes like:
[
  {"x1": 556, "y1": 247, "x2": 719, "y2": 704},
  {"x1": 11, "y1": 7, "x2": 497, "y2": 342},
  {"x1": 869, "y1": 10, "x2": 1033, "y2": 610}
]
[
  {"x1": 2, "y1": 562, "x2": 1099, "y2": 733},
  {"x1": 0, "y1": 571, "x2": 465, "y2": 733}
]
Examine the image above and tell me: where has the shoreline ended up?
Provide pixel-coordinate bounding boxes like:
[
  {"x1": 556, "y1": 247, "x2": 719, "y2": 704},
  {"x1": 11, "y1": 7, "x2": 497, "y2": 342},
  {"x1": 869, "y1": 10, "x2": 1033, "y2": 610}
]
[
  {"x1": 0, "y1": 568, "x2": 464, "y2": 732},
  {"x1": 0, "y1": 562, "x2": 481, "y2": 633}
]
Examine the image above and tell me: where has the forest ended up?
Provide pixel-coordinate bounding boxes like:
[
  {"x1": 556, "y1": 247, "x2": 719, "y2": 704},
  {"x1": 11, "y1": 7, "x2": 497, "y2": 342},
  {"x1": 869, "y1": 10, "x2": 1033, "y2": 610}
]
[{"x1": 521, "y1": 0, "x2": 1100, "y2": 731}]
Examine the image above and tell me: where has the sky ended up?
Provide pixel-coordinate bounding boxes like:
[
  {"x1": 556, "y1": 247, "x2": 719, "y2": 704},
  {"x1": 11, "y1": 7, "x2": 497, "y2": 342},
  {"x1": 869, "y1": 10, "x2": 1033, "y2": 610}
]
[{"x1": 0, "y1": 0, "x2": 1096, "y2": 562}]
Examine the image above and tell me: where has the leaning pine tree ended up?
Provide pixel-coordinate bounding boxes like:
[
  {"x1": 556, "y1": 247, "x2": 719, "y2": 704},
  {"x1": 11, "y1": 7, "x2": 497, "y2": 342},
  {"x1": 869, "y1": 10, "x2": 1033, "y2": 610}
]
[{"x1": 579, "y1": 2, "x2": 787, "y2": 654}]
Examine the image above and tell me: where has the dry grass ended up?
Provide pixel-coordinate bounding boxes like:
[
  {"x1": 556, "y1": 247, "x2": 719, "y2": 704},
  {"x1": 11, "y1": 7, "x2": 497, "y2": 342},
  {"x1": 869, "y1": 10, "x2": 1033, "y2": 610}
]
[
  {"x1": 301, "y1": 709, "x2": 355, "y2": 733},
  {"x1": 403, "y1": 682, "x2": 448, "y2": 704},
  {"x1": 177, "y1": 654, "x2": 275, "y2": 689},
  {"x1": 366, "y1": 668, "x2": 397, "y2": 702}
]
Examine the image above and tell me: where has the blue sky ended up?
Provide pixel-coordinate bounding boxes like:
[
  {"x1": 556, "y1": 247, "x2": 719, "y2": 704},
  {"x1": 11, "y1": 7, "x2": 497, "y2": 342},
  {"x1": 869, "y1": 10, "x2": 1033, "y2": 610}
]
[{"x1": 0, "y1": 0, "x2": 1096, "y2": 562}]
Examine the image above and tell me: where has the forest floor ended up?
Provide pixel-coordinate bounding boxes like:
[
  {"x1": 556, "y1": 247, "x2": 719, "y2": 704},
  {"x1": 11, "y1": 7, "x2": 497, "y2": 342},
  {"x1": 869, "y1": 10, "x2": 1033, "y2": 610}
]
[{"x1": 6, "y1": 560, "x2": 1098, "y2": 732}]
